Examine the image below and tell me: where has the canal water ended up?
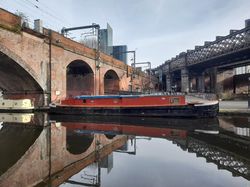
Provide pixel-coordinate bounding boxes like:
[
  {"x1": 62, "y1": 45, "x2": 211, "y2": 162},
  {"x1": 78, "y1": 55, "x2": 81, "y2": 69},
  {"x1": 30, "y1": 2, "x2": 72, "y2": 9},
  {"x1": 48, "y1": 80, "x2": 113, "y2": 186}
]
[{"x1": 0, "y1": 113, "x2": 249, "y2": 187}]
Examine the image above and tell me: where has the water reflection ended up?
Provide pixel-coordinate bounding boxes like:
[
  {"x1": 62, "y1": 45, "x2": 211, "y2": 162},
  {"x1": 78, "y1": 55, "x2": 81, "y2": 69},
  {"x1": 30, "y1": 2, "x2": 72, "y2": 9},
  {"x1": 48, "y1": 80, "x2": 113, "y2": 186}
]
[
  {"x1": 0, "y1": 119, "x2": 42, "y2": 176},
  {"x1": 219, "y1": 116, "x2": 250, "y2": 137},
  {"x1": 0, "y1": 113, "x2": 249, "y2": 186}
]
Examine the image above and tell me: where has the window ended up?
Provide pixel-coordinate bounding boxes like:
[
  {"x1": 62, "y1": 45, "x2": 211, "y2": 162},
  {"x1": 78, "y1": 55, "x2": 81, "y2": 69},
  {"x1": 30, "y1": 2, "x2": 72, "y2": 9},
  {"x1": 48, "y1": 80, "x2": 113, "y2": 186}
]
[{"x1": 170, "y1": 97, "x2": 179, "y2": 104}]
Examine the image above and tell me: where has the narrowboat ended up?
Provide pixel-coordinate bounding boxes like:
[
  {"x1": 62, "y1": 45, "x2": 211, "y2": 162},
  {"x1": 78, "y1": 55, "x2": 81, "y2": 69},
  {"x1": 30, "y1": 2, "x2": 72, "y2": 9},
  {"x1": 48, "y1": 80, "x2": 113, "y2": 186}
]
[
  {"x1": 49, "y1": 94, "x2": 219, "y2": 118},
  {"x1": 0, "y1": 98, "x2": 34, "y2": 112}
]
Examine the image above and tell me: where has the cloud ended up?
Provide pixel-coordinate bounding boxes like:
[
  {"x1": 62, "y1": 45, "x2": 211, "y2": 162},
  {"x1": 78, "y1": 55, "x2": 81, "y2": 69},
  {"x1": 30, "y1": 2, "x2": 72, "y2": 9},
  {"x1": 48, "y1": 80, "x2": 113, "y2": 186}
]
[{"x1": 1, "y1": 0, "x2": 250, "y2": 67}]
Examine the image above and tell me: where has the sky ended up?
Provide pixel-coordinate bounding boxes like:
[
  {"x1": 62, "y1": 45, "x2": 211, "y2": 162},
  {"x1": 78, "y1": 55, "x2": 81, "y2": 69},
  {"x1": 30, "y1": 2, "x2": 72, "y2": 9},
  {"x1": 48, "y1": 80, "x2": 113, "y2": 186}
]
[{"x1": 0, "y1": 0, "x2": 250, "y2": 68}]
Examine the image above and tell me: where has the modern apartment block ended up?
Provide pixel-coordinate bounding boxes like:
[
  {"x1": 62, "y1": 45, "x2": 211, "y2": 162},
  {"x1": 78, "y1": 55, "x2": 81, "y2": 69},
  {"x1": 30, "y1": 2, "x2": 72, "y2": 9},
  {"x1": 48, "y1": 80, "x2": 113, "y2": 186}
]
[{"x1": 112, "y1": 45, "x2": 127, "y2": 64}]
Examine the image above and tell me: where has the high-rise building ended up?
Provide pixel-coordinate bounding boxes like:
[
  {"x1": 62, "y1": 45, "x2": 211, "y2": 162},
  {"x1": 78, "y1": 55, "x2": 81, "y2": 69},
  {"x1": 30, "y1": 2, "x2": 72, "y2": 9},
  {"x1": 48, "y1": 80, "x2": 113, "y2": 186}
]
[
  {"x1": 99, "y1": 23, "x2": 127, "y2": 64},
  {"x1": 99, "y1": 23, "x2": 113, "y2": 55},
  {"x1": 113, "y1": 45, "x2": 127, "y2": 64}
]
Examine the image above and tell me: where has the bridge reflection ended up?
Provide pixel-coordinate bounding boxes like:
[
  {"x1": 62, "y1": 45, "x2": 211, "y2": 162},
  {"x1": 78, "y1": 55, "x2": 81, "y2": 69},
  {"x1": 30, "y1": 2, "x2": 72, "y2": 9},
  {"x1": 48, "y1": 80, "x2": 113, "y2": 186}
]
[
  {"x1": 0, "y1": 113, "x2": 249, "y2": 186},
  {"x1": 53, "y1": 115, "x2": 250, "y2": 182},
  {"x1": 0, "y1": 113, "x2": 128, "y2": 187}
]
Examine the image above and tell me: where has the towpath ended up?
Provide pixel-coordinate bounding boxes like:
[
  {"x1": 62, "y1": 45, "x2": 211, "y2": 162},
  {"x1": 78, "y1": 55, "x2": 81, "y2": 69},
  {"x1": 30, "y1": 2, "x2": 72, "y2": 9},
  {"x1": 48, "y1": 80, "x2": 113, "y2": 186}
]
[{"x1": 186, "y1": 95, "x2": 250, "y2": 115}]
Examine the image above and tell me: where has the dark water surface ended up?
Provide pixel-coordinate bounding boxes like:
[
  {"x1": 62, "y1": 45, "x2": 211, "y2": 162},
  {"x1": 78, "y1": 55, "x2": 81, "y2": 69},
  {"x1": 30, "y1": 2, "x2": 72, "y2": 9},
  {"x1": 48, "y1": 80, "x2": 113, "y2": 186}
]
[{"x1": 0, "y1": 113, "x2": 249, "y2": 187}]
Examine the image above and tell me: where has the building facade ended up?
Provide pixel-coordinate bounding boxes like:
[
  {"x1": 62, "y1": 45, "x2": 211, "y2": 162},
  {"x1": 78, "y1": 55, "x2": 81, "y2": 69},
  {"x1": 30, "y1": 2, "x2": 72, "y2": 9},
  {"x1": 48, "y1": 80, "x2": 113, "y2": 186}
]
[
  {"x1": 112, "y1": 45, "x2": 127, "y2": 64},
  {"x1": 99, "y1": 23, "x2": 113, "y2": 55}
]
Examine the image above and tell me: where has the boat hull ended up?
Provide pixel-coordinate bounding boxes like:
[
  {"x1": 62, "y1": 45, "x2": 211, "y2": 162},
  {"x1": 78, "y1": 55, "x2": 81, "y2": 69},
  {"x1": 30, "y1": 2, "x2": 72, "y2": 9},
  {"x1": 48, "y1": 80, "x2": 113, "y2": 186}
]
[
  {"x1": 50, "y1": 102, "x2": 219, "y2": 118},
  {"x1": 0, "y1": 109, "x2": 34, "y2": 113}
]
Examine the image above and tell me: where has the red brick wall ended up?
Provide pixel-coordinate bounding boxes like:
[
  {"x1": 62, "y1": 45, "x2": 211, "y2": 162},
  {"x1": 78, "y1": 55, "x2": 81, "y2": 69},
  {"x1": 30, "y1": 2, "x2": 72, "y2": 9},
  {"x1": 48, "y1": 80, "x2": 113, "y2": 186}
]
[{"x1": 0, "y1": 8, "x2": 21, "y2": 31}]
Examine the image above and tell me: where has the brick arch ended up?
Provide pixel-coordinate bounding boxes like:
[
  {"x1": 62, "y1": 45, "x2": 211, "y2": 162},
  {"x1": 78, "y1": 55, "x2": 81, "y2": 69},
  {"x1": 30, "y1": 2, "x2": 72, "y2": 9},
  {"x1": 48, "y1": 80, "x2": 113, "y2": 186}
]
[
  {"x1": 0, "y1": 44, "x2": 43, "y2": 90},
  {"x1": 103, "y1": 69, "x2": 121, "y2": 80},
  {"x1": 0, "y1": 44, "x2": 45, "y2": 106},
  {"x1": 104, "y1": 69, "x2": 120, "y2": 94},
  {"x1": 66, "y1": 59, "x2": 95, "y2": 97},
  {"x1": 64, "y1": 58, "x2": 95, "y2": 73}
]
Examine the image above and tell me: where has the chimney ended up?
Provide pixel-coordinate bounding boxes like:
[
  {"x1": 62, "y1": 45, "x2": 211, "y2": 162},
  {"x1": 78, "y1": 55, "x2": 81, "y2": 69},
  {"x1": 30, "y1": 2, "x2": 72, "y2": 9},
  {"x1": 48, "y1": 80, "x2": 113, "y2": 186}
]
[
  {"x1": 22, "y1": 21, "x2": 29, "y2": 28},
  {"x1": 34, "y1": 19, "x2": 43, "y2": 33}
]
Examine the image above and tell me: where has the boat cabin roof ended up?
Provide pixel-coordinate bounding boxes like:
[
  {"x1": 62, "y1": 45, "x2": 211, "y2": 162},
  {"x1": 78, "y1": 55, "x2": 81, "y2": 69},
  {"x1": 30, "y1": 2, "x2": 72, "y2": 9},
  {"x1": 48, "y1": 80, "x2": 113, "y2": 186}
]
[{"x1": 74, "y1": 95, "x2": 140, "y2": 99}]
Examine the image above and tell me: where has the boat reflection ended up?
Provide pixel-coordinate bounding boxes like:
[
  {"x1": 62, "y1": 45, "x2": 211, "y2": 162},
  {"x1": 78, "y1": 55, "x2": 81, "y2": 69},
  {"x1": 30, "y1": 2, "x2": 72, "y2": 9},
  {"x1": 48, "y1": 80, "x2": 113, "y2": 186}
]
[
  {"x1": 0, "y1": 113, "x2": 249, "y2": 186},
  {"x1": 51, "y1": 115, "x2": 250, "y2": 182},
  {"x1": 0, "y1": 113, "x2": 128, "y2": 187}
]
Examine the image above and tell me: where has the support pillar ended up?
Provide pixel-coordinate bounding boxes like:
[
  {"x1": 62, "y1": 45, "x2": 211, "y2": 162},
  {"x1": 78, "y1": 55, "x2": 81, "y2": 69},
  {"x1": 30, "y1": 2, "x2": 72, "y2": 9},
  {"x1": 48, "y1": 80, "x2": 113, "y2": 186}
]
[
  {"x1": 165, "y1": 73, "x2": 171, "y2": 92},
  {"x1": 210, "y1": 67, "x2": 218, "y2": 94},
  {"x1": 181, "y1": 68, "x2": 189, "y2": 93},
  {"x1": 197, "y1": 72, "x2": 205, "y2": 93}
]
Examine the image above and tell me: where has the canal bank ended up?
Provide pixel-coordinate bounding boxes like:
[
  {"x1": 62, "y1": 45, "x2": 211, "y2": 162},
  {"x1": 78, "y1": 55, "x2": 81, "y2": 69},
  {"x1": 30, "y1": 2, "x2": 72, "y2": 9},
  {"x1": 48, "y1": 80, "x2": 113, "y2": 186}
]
[
  {"x1": 186, "y1": 95, "x2": 250, "y2": 116},
  {"x1": 219, "y1": 100, "x2": 250, "y2": 116}
]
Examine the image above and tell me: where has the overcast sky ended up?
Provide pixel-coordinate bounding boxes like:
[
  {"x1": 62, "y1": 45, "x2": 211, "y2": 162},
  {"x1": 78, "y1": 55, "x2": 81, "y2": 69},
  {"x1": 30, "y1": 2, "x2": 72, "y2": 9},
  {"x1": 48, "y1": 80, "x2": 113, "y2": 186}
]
[{"x1": 1, "y1": 0, "x2": 250, "y2": 67}]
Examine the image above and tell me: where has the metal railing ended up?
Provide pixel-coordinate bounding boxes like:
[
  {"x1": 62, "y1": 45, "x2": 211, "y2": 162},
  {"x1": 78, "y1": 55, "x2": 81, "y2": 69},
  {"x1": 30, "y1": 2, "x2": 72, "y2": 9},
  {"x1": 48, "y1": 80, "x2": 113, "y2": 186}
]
[{"x1": 156, "y1": 24, "x2": 250, "y2": 72}]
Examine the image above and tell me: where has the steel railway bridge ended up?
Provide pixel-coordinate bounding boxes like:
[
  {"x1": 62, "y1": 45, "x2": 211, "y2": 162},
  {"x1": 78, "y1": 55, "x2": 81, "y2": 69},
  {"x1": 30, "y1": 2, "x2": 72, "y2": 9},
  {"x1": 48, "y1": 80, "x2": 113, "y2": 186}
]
[{"x1": 154, "y1": 19, "x2": 250, "y2": 98}]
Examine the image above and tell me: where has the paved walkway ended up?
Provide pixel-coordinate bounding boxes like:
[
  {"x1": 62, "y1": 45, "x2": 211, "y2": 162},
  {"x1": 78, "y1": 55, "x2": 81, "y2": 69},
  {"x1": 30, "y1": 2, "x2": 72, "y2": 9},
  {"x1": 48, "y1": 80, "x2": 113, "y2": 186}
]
[
  {"x1": 186, "y1": 95, "x2": 250, "y2": 115},
  {"x1": 219, "y1": 100, "x2": 248, "y2": 110}
]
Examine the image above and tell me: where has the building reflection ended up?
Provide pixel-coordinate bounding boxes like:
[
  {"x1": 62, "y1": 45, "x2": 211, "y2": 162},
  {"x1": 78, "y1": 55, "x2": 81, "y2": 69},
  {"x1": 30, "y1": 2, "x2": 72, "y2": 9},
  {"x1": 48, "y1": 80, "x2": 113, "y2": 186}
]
[
  {"x1": 54, "y1": 115, "x2": 250, "y2": 182},
  {"x1": 0, "y1": 113, "x2": 128, "y2": 187},
  {"x1": 0, "y1": 113, "x2": 249, "y2": 186}
]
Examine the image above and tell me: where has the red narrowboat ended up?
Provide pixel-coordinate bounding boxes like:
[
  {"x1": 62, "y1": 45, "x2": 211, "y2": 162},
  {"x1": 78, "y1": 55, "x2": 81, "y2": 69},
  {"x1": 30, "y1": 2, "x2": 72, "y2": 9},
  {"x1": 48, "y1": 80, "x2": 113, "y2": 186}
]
[{"x1": 49, "y1": 95, "x2": 219, "y2": 118}]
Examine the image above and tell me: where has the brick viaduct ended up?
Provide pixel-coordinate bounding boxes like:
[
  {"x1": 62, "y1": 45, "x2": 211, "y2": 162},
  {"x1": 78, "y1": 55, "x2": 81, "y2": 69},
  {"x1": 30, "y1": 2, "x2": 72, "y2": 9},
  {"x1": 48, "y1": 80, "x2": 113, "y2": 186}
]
[{"x1": 0, "y1": 8, "x2": 155, "y2": 107}]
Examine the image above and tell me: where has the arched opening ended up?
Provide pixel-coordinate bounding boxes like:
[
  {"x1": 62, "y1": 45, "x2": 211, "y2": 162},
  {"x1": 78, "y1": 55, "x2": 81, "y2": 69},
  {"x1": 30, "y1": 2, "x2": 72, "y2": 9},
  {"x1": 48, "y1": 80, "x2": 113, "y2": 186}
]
[
  {"x1": 172, "y1": 71, "x2": 181, "y2": 92},
  {"x1": 0, "y1": 51, "x2": 44, "y2": 106},
  {"x1": 104, "y1": 70, "x2": 120, "y2": 95},
  {"x1": 105, "y1": 134, "x2": 116, "y2": 139},
  {"x1": 66, "y1": 60, "x2": 94, "y2": 97},
  {"x1": 66, "y1": 130, "x2": 94, "y2": 155}
]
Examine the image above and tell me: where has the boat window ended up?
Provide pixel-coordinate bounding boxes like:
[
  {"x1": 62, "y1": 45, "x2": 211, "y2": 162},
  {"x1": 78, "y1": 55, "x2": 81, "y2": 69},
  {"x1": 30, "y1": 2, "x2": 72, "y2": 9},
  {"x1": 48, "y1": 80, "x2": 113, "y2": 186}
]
[
  {"x1": 170, "y1": 97, "x2": 179, "y2": 104},
  {"x1": 170, "y1": 130, "x2": 180, "y2": 137},
  {"x1": 82, "y1": 99, "x2": 86, "y2": 104}
]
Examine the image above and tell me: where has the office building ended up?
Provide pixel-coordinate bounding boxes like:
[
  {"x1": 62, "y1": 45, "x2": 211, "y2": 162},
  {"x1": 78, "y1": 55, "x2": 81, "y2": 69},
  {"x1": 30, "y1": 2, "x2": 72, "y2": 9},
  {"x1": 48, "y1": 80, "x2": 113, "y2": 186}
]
[
  {"x1": 113, "y1": 45, "x2": 127, "y2": 64},
  {"x1": 99, "y1": 23, "x2": 113, "y2": 55}
]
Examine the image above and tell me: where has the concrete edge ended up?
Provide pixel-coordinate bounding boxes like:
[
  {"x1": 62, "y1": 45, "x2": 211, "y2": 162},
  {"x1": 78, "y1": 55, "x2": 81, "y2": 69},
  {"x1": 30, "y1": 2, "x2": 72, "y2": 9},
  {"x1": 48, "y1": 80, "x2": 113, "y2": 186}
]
[{"x1": 219, "y1": 109, "x2": 250, "y2": 116}]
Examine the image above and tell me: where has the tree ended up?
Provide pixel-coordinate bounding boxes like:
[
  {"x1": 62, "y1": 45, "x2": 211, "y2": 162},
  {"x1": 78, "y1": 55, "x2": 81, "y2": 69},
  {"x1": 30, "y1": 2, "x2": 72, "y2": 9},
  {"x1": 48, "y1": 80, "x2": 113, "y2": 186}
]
[{"x1": 15, "y1": 11, "x2": 30, "y2": 27}]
